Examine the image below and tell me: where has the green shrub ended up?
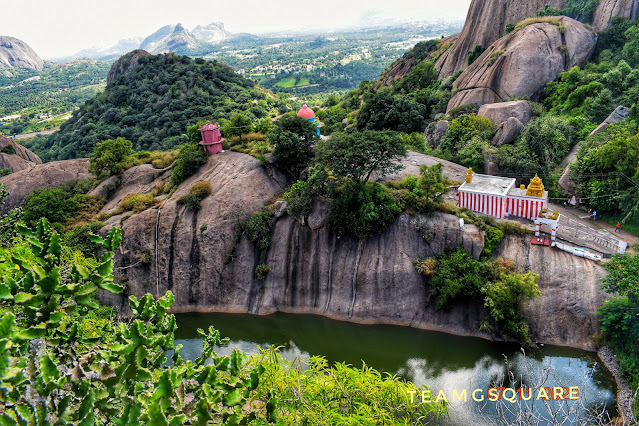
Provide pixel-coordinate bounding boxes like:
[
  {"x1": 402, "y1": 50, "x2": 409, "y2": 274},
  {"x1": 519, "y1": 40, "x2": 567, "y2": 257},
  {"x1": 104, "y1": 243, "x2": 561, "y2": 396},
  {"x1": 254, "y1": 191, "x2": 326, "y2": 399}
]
[
  {"x1": 285, "y1": 166, "x2": 328, "y2": 218},
  {"x1": 188, "y1": 181, "x2": 212, "y2": 198},
  {"x1": 23, "y1": 187, "x2": 78, "y2": 228},
  {"x1": 89, "y1": 137, "x2": 133, "y2": 177},
  {"x1": 467, "y1": 45, "x2": 487, "y2": 65},
  {"x1": 482, "y1": 226, "x2": 505, "y2": 257},
  {"x1": 255, "y1": 263, "x2": 270, "y2": 280},
  {"x1": 179, "y1": 193, "x2": 201, "y2": 211},
  {"x1": 171, "y1": 143, "x2": 209, "y2": 186},
  {"x1": 0, "y1": 168, "x2": 12, "y2": 177},
  {"x1": 62, "y1": 221, "x2": 104, "y2": 256},
  {"x1": 326, "y1": 181, "x2": 401, "y2": 239},
  {"x1": 243, "y1": 208, "x2": 274, "y2": 250},
  {"x1": 119, "y1": 193, "x2": 157, "y2": 213}
]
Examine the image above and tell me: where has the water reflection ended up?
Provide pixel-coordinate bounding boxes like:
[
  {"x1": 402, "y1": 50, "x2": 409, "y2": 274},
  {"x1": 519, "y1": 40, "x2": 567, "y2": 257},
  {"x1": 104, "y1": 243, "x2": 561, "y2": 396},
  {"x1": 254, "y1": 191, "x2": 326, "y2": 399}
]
[{"x1": 174, "y1": 312, "x2": 616, "y2": 424}]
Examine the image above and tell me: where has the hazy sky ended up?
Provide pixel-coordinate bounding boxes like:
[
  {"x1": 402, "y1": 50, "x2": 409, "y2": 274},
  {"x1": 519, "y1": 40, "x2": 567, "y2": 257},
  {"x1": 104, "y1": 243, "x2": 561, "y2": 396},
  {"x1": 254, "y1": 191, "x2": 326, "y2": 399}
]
[{"x1": 4, "y1": 0, "x2": 471, "y2": 59}]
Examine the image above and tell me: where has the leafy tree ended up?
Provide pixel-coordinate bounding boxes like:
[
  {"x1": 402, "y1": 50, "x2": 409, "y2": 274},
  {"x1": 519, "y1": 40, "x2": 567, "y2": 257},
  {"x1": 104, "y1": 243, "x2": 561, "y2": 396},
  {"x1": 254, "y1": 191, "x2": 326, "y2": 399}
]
[
  {"x1": 357, "y1": 91, "x2": 428, "y2": 134},
  {"x1": 418, "y1": 163, "x2": 449, "y2": 203},
  {"x1": 483, "y1": 272, "x2": 541, "y2": 324},
  {"x1": 23, "y1": 188, "x2": 78, "y2": 228},
  {"x1": 269, "y1": 114, "x2": 317, "y2": 176},
  {"x1": 395, "y1": 61, "x2": 438, "y2": 92},
  {"x1": 519, "y1": 115, "x2": 573, "y2": 170},
  {"x1": 438, "y1": 114, "x2": 493, "y2": 160},
  {"x1": 316, "y1": 130, "x2": 406, "y2": 182},
  {"x1": 88, "y1": 137, "x2": 133, "y2": 177},
  {"x1": 224, "y1": 112, "x2": 254, "y2": 139},
  {"x1": 325, "y1": 180, "x2": 401, "y2": 239},
  {"x1": 622, "y1": 25, "x2": 639, "y2": 68},
  {"x1": 285, "y1": 165, "x2": 328, "y2": 218}
]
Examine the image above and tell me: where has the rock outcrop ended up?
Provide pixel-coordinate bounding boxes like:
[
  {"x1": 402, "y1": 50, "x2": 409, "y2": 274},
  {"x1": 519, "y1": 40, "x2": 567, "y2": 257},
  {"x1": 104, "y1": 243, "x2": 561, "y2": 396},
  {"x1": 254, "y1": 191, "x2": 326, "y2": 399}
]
[
  {"x1": 478, "y1": 100, "x2": 533, "y2": 126},
  {"x1": 592, "y1": 0, "x2": 639, "y2": 31},
  {"x1": 494, "y1": 236, "x2": 607, "y2": 350},
  {"x1": 492, "y1": 117, "x2": 526, "y2": 146},
  {"x1": 424, "y1": 120, "x2": 449, "y2": 149},
  {"x1": 87, "y1": 151, "x2": 606, "y2": 351},
  {"x1": 106, "y1": 50, "x2": 151, "y2": 85},
  {"x1": 0, "y1": 135, "x2": 42, "y2": 172},
  {"x1": 435, "y1": 0, "x2": 567, "y2": 78},
  {"x1": 447, "y1": 17, "x2": 597, "y2": 112},
  {"x1": 0, "y1": 159, "x2": 91, "y2": 214},
  {"x1": 0, "y1": 36, "x2": 43, "y2": 71}
]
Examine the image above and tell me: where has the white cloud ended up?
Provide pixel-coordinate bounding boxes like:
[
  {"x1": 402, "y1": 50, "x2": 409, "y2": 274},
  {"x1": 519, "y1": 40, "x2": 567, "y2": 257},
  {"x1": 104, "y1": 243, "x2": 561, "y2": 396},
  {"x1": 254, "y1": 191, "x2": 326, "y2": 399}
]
[{"x1": 3, "y1": 0, "x2": 470, "y2": 59}]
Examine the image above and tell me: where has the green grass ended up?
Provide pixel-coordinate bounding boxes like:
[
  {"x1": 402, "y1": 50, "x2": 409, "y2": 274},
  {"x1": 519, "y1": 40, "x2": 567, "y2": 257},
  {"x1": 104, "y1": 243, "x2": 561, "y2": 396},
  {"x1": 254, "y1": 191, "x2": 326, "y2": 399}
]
[
  {"x1": 599, "y1": 213, "x2": 639, "y2": 237},
  {"x1": 275, "y1": 77, "x2": 297, "y2": 88},
  {"x1": 297, "y1": 78, "x2": 310, "y2": 86}
]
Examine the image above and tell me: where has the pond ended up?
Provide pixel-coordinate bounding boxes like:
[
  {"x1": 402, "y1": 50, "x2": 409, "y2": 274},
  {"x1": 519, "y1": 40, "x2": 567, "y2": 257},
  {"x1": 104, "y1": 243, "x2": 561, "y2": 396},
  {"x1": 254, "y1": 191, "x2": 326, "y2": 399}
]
[{"x1": 174, "y1": 312, "x2": 617, "y2": 425}]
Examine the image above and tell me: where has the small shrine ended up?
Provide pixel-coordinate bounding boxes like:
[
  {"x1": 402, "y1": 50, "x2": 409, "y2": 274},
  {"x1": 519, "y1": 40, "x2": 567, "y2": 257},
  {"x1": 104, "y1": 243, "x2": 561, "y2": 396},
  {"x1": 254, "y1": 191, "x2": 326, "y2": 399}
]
[
  {"x1": 458, "y1": 170, "x2": 549, "y2": 221},
  {"x1": 199, "y1": 121, "x2": 225, "y2": 155},
  {"x1": 297, "y1": 104, "x2": 321, "y2": 136}
]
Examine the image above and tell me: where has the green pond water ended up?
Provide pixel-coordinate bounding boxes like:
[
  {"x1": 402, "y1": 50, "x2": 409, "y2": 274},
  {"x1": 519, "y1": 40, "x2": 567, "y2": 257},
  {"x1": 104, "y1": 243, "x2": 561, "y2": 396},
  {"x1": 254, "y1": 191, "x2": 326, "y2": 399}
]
[{"x1": 174, "y1": 312, "x2": 617, "y2": 425}]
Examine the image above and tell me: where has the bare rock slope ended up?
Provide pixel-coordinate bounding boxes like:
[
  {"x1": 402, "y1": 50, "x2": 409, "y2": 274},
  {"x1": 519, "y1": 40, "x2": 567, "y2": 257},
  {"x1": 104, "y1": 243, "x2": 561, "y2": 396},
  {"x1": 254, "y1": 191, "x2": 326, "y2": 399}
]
[
  {"x1": 592, "y1": 0, "x2": 639, "y2": 31},
  {"x1": 0, "y1": 135, "x2": 42, "y2": 173},
  {"x1": 0, "y1": 36, "x2": 43, "y2": 71},
  {"x1": 447, "y1": 17, "x2": 596, "y2": 112},
  {"x1": 106, "y1": 50, "x2": 152, "y2": 85},
  {"x1": 436, "y1": 0, "x2": 566, "y2": 78},
  {"x1": 0, "y1": 159, "x2": 91, "y2": 214},
  {"x1": 94, "y1": 151, "x2": 606, "y2": 351}
]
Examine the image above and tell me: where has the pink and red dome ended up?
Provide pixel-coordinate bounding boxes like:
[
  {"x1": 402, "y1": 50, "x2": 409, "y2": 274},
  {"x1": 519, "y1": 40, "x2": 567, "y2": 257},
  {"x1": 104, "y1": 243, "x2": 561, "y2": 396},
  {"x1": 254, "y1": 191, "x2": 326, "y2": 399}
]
[{"x1": 297, "y1": 104, "x2": 315, "y2": 119}]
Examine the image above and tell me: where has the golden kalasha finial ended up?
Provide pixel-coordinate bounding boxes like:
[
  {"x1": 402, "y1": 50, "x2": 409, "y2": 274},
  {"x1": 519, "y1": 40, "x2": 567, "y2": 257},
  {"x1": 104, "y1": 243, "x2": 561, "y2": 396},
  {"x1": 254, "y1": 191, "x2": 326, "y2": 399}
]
[
  {"x1": 526, "y1": 174, "x2": 545, "y2": 197},
  {"x1": 465, "y1": 168, "x2": 473, "y2": 183}
]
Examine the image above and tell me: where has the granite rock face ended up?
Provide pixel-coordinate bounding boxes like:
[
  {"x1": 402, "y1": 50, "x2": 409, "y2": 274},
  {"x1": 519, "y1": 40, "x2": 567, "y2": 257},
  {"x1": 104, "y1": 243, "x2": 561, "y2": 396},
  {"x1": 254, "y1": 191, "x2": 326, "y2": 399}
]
[
  {"x1": 447, "y1": 17, "x2": 597, "y2": 112},
  {"x1": 0, "y1": 135, "x2": 42, "y2": 173},
  {"x1": 435, "y1": 0, "x2": 567, "y2": 78},
  {"x1": 86, "y1": 151, "x2": 607, "y2": 351},
  {"x1": 0, "y1": 159, "x2": 91, "y2": 214},
  {"x1": 425, "y1": 120, "x2": 449, "y2": 149},
  {"x1": 0, "y1": 36, "x2": 43, "y2": 70},
  {"x1": 478, "y1": 100, "x2": 533, "y2": 126},
  {"x1": 592, "y1": 0, "x2": 639, "y2": 31},
  {"x1": 492, "y1": 117, "x2": 526, "y2": 146}
]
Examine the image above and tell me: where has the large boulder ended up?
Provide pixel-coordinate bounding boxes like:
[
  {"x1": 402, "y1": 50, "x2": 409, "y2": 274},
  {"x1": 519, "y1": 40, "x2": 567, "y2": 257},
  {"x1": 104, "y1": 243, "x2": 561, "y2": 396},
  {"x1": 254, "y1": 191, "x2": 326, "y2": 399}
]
[
  {"x1": 0, "y1": 159, "x2": 91, "y2": 214},
  {"x1": 436, "y1": 0, "x2": 567, "y2": 78},
  {"x1": 592, "y1": 0, "x2": 639, "y2": 31},
  {"x1": 590, "y1": 105, "x2": 630, "y2": 136},
  {"x1": 0, "y1": 135, "x2": 42, "y2": 173},
  {"x1": 447, "y1": 17, "x2": 597, "y2": 112},
  {"x1": 478, "y1": 100, "x2": 532, "y2": 126},
  {"x1": 492, "y1": 117, "x2": 526, "y2": 146},
  {"x1": 424, "y1": 120, "x2": 449, "y2": 148}
]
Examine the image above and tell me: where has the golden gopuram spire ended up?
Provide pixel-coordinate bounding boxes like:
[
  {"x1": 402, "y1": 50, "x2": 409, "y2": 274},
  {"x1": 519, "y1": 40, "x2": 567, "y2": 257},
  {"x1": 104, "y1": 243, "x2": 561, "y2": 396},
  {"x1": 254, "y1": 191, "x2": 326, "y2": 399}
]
[
  {"x1": 465, "y1": 168, "x2": 473, "y2": 183},
  {"x1": 526, "y1": 174, "x2": 545, "y2": 197}
]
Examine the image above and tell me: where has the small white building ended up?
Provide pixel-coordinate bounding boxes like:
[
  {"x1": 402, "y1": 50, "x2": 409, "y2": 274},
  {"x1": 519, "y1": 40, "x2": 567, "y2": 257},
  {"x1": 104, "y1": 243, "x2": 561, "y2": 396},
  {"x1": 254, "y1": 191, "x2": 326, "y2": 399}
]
[{"x1": 457, "y1": 168, "x2": 549, "y2": 221}]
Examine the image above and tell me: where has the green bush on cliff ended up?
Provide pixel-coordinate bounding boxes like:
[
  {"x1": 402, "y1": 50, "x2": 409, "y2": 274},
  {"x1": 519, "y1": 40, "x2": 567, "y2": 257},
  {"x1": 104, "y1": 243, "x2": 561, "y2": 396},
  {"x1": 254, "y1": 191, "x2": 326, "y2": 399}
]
[
  {"x1": 170, "y1": 143, "x2": 209, "y2": 186},
  {"x1": 326, "y1": 181, "x2": 401, "y2": 239},
  {"x1": 242, "y1": 208, "x2": 274, "y2": 250}
]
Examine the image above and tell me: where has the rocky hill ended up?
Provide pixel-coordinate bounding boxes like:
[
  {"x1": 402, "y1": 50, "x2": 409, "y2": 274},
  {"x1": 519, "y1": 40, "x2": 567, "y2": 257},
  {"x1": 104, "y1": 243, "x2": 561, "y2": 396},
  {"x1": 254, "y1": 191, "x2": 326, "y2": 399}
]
[
  {"x1": 447, "y1": 16, "x2": 597, "y2": 111},
  {"x1": 436, "y1": 0, "x2": 567, "y2": 78},
  {"x1": 0, "y1": 36, "x2": 43, "y2": 70},
  {"x1": 26, "y1": 52, "x2": 282, "y2": 161},
  {"x1": 191, "y1": 22, "x2": 231, "y2": 44},
  {"x1": 24, "y1": 150, "x2": 596, "y2": 352},
  {"x1": 0, "y1": 135, "x2": 42, "y2": 174},
  {"x1": 106, "y1": 49, "x2": 151, "y2": 85}
]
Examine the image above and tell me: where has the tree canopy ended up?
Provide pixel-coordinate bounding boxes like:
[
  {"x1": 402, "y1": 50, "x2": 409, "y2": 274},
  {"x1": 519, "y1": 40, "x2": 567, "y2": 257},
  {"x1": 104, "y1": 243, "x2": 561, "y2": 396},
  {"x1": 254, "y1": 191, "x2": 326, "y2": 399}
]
[{"x1": 316, "y1": 130, "x2": 406, "y2": 182}]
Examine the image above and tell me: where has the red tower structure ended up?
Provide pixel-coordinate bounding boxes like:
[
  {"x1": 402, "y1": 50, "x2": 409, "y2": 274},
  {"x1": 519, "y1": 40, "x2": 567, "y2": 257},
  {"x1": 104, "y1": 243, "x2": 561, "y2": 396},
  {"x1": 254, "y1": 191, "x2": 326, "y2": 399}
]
[{"x1": 199, "y1": 120, "x2": 225, "y2": 154}]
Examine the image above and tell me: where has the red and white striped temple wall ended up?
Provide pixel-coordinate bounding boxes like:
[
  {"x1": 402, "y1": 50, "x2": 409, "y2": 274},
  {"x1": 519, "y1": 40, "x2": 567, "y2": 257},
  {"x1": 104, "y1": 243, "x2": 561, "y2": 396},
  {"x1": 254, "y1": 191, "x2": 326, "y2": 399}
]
[{"x1": 457, "y1": 169, "x2": 548, "y2": 221}]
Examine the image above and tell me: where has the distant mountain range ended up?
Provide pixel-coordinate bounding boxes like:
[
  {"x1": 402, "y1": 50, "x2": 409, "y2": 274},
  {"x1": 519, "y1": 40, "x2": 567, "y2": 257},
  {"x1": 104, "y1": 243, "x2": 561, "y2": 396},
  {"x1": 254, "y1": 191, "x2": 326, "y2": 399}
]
[{"x1": 66, "y1": 22, "x2": 248, "y2": 61}]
